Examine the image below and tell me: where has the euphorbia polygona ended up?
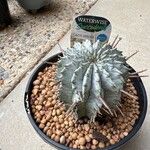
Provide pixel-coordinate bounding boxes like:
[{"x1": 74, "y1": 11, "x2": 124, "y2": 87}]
[{"x1": 56, "y1": 36, "x2": 137, "y2": 122}]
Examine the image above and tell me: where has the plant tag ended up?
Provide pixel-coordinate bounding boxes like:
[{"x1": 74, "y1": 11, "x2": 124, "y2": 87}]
[{"x1": 71, "y1": 15, "x2": 111, "y2": 46}]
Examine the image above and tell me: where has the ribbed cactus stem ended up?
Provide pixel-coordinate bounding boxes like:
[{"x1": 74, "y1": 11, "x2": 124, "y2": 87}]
[{"x1": 56, "y1": 38, "x2": 134, "y2": 122}]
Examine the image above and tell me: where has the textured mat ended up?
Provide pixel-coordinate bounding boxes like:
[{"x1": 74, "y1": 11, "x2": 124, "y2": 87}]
[{"x1": 0, "y1": 0, "x2": 98, "y2": 101}]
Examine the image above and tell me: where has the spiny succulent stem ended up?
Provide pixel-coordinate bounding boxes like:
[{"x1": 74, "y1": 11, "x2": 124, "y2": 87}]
[
  {"x1": 111, "y1": 35, "x2": 119, "y2": 47},
  {"x1": 99, "y1": 97, "x2": 113, "y2": 116},
  {"x1": 126, "y1": 50, "x2": 139, "y2": 60},
  {"x1": 57, "y1": 39, "x2": 130, "y2": 120},
  {"x1": 116, "y1": 105, "x2": 124, "y2": 116},
  {"x1": 129, "y1": 75, "x2": 149, "y2": 78},
  {"x1": 129, "y1": 69, "x2": 148, "y2": 75},
  {"x1": 120, "y1": 90, "x2": 137, "y2": 100},
  {"x1": 113, "y1": 37, "x2": 122, "y2": 48}
]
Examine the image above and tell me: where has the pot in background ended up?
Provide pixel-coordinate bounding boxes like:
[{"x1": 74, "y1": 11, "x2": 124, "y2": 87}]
[
  {"x1": 16, "y1": 0, "x2": 51, "y2": 12},
  {"x1": 0, "y1": 0, "x2": 11, "y2": 30},
  {"x1": 24, "y1": 53, "x2": 147, "y2": 150}
]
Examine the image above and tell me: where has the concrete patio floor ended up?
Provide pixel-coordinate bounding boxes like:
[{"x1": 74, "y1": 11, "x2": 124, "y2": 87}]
[{"x1": 0, "y1": 0, "x2": 150, "y2": 150}]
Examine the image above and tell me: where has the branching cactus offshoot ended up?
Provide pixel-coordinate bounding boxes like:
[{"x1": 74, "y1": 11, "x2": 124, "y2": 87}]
[{"x1": 56, "y1": 36, "x2": 136, "y2": 122}]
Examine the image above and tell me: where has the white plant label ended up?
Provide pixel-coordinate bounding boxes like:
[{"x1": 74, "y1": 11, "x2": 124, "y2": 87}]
[{"x1": 71, "y1": 15, "x2": 112, "y2": 46}]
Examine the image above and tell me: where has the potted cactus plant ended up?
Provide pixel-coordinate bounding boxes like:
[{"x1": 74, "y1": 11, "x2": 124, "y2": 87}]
[
  {"x1": 16, "y1": 0, "x2": 51, "y2": 13},
  {"x1": 25, "y1": 37, "x2": 147, "y2": 150},
  {"x1": 0, "y1": 0, "x2": 11, "y2": 30}
]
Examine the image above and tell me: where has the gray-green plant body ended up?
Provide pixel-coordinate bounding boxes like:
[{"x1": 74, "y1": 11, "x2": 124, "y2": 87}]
[{"x1": 56, "y1": 38, "x2": 130, "y2": 122}]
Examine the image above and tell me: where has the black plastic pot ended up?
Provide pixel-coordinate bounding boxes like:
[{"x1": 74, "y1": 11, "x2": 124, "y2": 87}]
[
  {"x1": 24, "y1": 53, "x2": 147, "y2": 150},
  {"x1": 0, "y1": 0, "x2": 11, "y2": 30}
]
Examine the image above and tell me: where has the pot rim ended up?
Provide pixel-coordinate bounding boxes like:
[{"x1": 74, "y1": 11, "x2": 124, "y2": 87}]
[{"x1": 24, "y1": 52, "x2": 147, "y2": 150}]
